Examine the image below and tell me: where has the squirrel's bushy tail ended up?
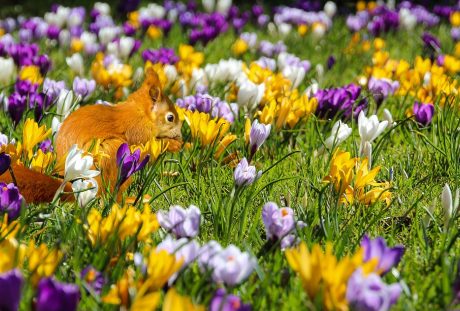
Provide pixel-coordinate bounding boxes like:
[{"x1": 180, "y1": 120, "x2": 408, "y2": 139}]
[{"x1": 0, "y1": 164, "x2": 73, "y2": 203}]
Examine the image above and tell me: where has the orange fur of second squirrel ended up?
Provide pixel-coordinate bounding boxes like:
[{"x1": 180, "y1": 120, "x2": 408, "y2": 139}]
[{"x1": 0, "y1": 68, "x2": 183, "y2": 203}]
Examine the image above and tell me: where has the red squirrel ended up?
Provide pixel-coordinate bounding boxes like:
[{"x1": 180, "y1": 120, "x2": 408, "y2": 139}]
[{"x1": 0, "y1": 68, "x2": 183, "y2": 203}]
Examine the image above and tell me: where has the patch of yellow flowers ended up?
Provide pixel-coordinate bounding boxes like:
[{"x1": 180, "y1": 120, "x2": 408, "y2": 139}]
[
  {"x1": 323, "y1": 150, "x2": 391, "y2": 206},
  {"x1": 286, "y1": 242, "x2": 377, "y2": 311}
]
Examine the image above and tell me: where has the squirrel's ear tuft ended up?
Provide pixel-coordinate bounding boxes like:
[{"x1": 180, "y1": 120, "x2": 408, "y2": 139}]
[
  {"x1": 149, "y1": 86, "x2": 161, "y2": 103},
  {"x1": 143, "y1": 67, "x2": 161, "y2": 88}
]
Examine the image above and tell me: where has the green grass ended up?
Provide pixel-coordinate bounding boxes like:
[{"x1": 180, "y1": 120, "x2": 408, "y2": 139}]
[{"x1": 2, "y1": 11, "x2": 460, "y2": 311}]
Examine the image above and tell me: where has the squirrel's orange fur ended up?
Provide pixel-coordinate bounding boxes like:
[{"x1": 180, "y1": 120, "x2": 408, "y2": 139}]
[{"x1": 0, "y1": 69, "x2": 182, "y2": 203}]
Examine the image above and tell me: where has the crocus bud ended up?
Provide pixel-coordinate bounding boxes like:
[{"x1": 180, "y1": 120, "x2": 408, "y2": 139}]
[
  {"x1": 383, "y1": 108, "x2": 394, "y2": 129},
  {"x1": 442, "y1": 183, "x2": 453, "y2": 229},
  {"x1": 324, "y1": 1, "x2": 337, "y2": 18},
  {"x1": 363, "y1": 141, "x2": 372, "y2": 168},
  {"x1": 72, "y1": 178, "x2": 98, "y2": 208},
  {"x1": 66, "y1": 53, "x2": 84, "y2": 76}
]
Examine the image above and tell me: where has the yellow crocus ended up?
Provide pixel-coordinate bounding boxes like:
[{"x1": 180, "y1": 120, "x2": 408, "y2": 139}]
[
  {"x1": 22, "y1": 119, "x2": 52, "y2": 160},
  {"x1": 163, "y1": 287, "x2": 205, "y2": 311},
  {"x1": 298, "y1": 24, "x2": 308, "y2": 36},
  {"x1": 26, "y1": 241, "x2": 62, "y2": 285},
  {"x1": 30, "y1": 149, "x2": 55, "y2": 173},
  {"x1": 147, "y1": 25, "x2": 162, "y2": 39},
  {"x1": 177, "y1": 44, "x2": 204, "y2": 79},
  {"x1": 184, "y1": 110, "x2": 230, "y2": 147},
  {"x1": 232, "y1": 38, "x2": 249, "y2": 56},
  {"x1": 214, "y1": 134, "x2": 237, "y2": 159},
  {"x1": 451, "y1": 11, "x2": 460, "y2": 27},
  {"x1": 146, "y1": 249, "x2": 183, "y2": 291},
  {"x1": 19, "y1": 65, "x2": 43, "y2": 84}
]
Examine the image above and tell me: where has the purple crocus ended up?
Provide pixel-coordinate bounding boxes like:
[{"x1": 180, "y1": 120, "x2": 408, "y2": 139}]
[
  {"x1": 116, "y1": 143, "x2": 150, "y2": 186},
  {"x1": 157, "y1": 205, "x2": 201, "y2": 238},
  {"x1": 0, "y1": 182, "x2": 25, "y2": 220},
  {"x1": 368, "y1": 77, "x2": 399, "y2": 106},
  {"x1": 261, "y1": 202, "x2": 299, "y2": 249},
  {"x1": 422, "y1": 32, "x2": 441, "y2": 51},
  {"x1": 327, "y1": 55, "x2": 336, "y2": 70},
  {"x1": 413, "y1": 101, "x2": 434, "y2": 126},
  {"x1": 0, "y1": 153, "x2": 11, "y2": 175},
  {"x1": 361, "y1": 235, "x2": 404, "y2": 275},
  {"x1": 210, "y1": 288, "x2": 251, "y2": 311},
  {"x1": 176, "y1": 93, "x2": 237, "y2": 123},
  {"x1": 0, "y1": 269, "x2": 23, "y2": 311},
  {"x1": 43, "y1": 78, "x2": 66, "y2": 102},
  {"x1": 81, "y1": 265, "x2": 105, "y2": 295},
  {"x1": 315, "y1": 84, "x2": 367, "y2": 120},
  {"x1": 233, "y1": 158, "x2": 261, "y2": 187},
  {"x1": 36, "y1": 278, "x2": 80, "y2": 311},
  {"x1": 141, "y1": 48, "x2": 179, "y2": 65},
  {"x1": 7, "y1": 92, "x2": 27, "y2": 125},
  {"x1": 39, "y1": 139, "x2": 54, "y2": 153},
  {"x1": 249, "y1": 119, "x2": 271, "y2": 156},
  {"x1": 346, "y1": 268, "x2": 402, "y2": 311},
  {"x1": 73, "y1": 77, "x2": 96, "y2": 101}
]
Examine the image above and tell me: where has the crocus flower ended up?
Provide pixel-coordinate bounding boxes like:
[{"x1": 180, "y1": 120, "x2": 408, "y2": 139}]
[
  {"x1": 157, "y1": 205, "x2": 201, "y2": 238},
  {"x1": 66, "y1": 53, "x2": 84, "y2": 75},
  {"x1": 422, "y1": 32, "x2": 441, "y2": 51},
  {"x1": 324, "y1": 120, "x2": 352, "y2": 150},
  {"x1": 8, "y1": 92, "x2": 27, "y2": 125},
  {"x1": 0, "y1": 269, "x2": 23, "y2": 311},
  {"x1": 64, "y1": 144, "x2": 100, "y2": 182},
  {"x1": 0, "y1": 57, "x2": 15, "y2": 86},
  {"x1": 72, "y1": 178, "x2": 98, "y2": 208},
  {"x1": 43, "y1": 78, "x2": 66, "y2": 102},
  {"x1": 327, "y1": 55, "x2": 336, "y2": 70},
  {"x1": 249, "y1": 119, "x2": 271, "y2": 155},
  {"x1": 81, "y1": 265, "x2": 105, "y2": 295},
  {"x1": 368, "y1": 77, "x2": 399, "y2": 106},
  {"x1": 116, "y1": 143, "x2": 150, "y2": 186},
  {"x1": 413, "y1": 101, "x2": 434, "y2": 126},
  {"x1": 156, "y1": 235, "x2": 201, "y2": 272},
  {"x1": 315, "y1": 84, "x2": 367, "y2": 120},
  {"x1": 442, "y1": 183, "x2": 453, "y2": 228},
  {"x1": 262, "y1": 202, "x2": 294, "y2": 240},
  {"x1": 39, "y1": 139, "x2": 53, "y2": 153},
  {"x1": 346, "y1": 268, "x2": 402, "y2": 311},
  {"x1": 210, "y1": 288, "x2": 251, "y2": 311},
  {"x1": 73, "y1": 77, "x2": 96, "y2": 101},
  {"x1": 208, "y1": 244, "x2": 257, "y2": 286},
  {"x1": 0, "y1": 182, "x2": 25, "y2": 220},
  {"x1": 198, "y1": 240, "x2": 222, "y2": 270},
  {"x1": 36, "y1": 278, "x2": 80, "y2": 311},
  {"x1": 56, "y1": 89, "x2": 75, "y2": 122},
  {"x1": 361, "y1": 235, "x2": 404, "y2": 275},
  {"x1": 233, "y1": 158, "x2": 261, "y2": 187},
  {"x1": 0, "y1": 153, "x2": 11, "y2": 175},
  {"x1": 358, "y1": 111, "x2": 388, "y2": 153},
  {"x1": 237, "y1": 79, "x2": 265, "y2": 112}
]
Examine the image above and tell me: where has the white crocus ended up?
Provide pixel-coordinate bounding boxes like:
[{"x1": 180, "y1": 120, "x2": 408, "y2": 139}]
[
  {"x1": 51, "y1": 116, "x2": 62, "y2": 134},
  {"x1": 94, "y1": 2, "x2": 111, "y2": 15},
  {"x1": 216, "y1": 0, "x2": 232, "y2": 14},
  {"x1": 399, "y1": 8, "x2": 417, "y2": 31},
  {"x1": 237, "y1": 80, "x2": 265, "y2": 112},
  {"x1": 278, "y1": 23, "x2": 292, "y2": 37},
  {"x1": 64, "y1": 145, "x2": 100, "y2": 182},
  {"x1": 190, "y1": 68, "x2": 206, "y2": 89},
  {"x1": 66, "y1": 53, "x2": 84, "y2": 76},
  {"x1": 312, "y1": 23, "x2": 327, "y2": 39},
  {"x1": 324, "y1": 120, "x2": 352, "y2": 150},
  {"x1": 442, "y1": 184, "x2": 453, "y2": 229},
  {"x1": 56, "y1": 89, "x2": 75, "y2": 122},
  {"x1": 98, "y1": 27, "x2": 117, "y2": 46},
  {"x1": 282, "y1": 65, "x2": 306, "y2": 89},
  {"x1": 383, "y1": 108, "x2": 395, "y2": 129},
  {"x1": 305, "y1": 81, "x2": 319, "y2": 97},
  {"x1": 358, "y1": 111, "x2": 388, "y2": 154},
  {"x1": 362, "y1": 141, "x2": 372, "y2": 168},
  {"x1": 0, "y1": 57, "x2": 15, "y2": 86},
  {"x1": 324, "y1": 1, "x2": 337, "y2": 18},
  {"x1": 202, "y1": 0, "x2": 215, "y2": 12},
  {"x1": 164, "y1": 65, "x2": 178, "y2": 87},
  {"x1": 72, "y1": 178, "x2": 98, "y2": 207},
  {"x1": 118, "y1": 37, "x2": 135, "y2": 59}
]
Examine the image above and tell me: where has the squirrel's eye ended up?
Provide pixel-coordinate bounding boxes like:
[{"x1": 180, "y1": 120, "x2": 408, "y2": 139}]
[{"x1": 166, "y1": 112, "x2": 175, "y2": 123}]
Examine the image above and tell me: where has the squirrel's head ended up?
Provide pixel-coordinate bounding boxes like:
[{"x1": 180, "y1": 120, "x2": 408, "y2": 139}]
[{"x1": 131, "y1": 68, "x2": 182, "y2": 142}]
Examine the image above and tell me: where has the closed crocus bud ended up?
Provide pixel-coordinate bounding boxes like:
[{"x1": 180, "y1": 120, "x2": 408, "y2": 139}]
[
  {"x1": 157, "y1": 205, "x2": 201, "y2": 238},
  {"x1": 56, "y1": 89, "x2": 75, "y2": 121},
  {"x1": 413, "y1": 101, "x2": 434, "y2": 126},
  {"x1": 316, "y1": 63, "x2": 324, "y2": 80},
  {"x1": 164, "y1": 65, "x2": 178, "y2": 86},
  {"x1": 72, "y1": 178, "x2": 98, "y2": 208},
  {"x1": 358, "y1": 111, "x2": 388, "y2": 153},
  {"x1": 64, "y1": 144, "x2": 100, "y2": 182},
  {"x1": 383, "y1": 108, "x2": 395, "y2": 129},
  {"x1": 324, "y1": 1, "x2": 337, "y2": 17},
  {"x1": 66, "y1": 53, "x2": 84, "y2": 75},
  {"x1": 363, "y1": 141, "x2": 372, "y2": 168},
  {"x1": 51, "y1": 116, "x2": 62, "y2": 134},
  {"x1": 312, "y1": 23, "x2": 327, "y2": 39},
  {"x1": 0, "y1": 57, "x2": 15, "y2": 86},
  {"x1": 0, "y1": 182, "x2": 25, "y2": 220},
  {"x1": 237, "y1": 80, "x2": 265, "y2": 112},
  {"x1": 262, "y1": 202, "x2": 296, "y2": 249},
  {"x1": 233, "y1": 158, "x2": 261, "y2": 187},
  {"x1": 443, "y1": 183, "x2": 453, "y2": 228},
  {"x1": 282, "y1": 65, "x2": 306, "y2": 89},
  {"x1": 118, "y1": 37, "x2": 135, "y2": 59},
  {"x1": 0, "y1": 153, "x2": 11, "y2": 175},
  {"x1": 249, "y1": 119, "x2": 271, "y2": 155},
  {"x1": 324, "y1": 120, "x2": 352, "y2": 150}
]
